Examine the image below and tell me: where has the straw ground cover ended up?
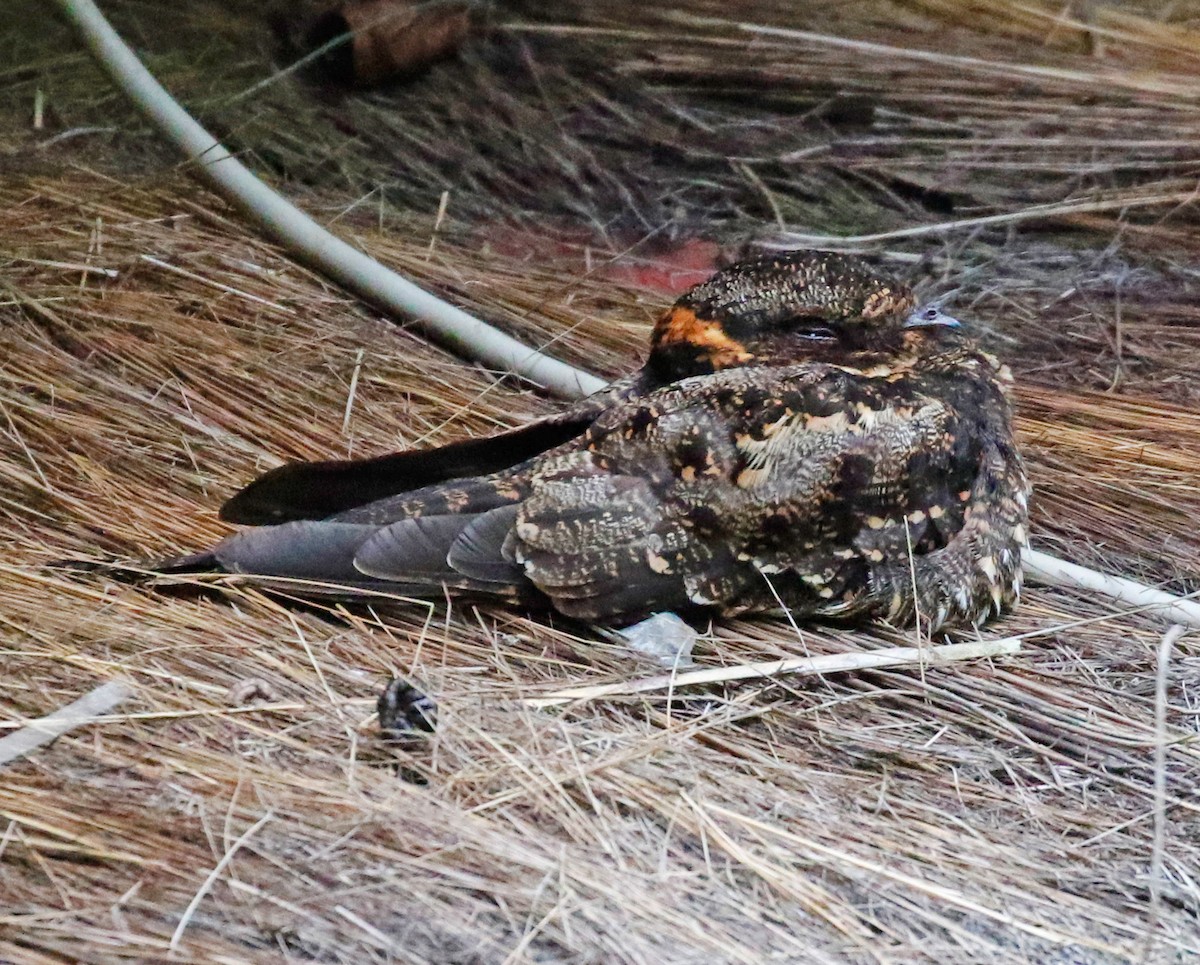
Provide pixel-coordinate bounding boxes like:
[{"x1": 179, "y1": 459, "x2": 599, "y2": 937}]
[{"x1": 3, "y1": 1, "x2": 1200, "y2": 962}]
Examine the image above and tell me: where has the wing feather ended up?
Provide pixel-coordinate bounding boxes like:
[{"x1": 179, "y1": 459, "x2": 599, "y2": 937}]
[
  {"x1": 446, "y1": 506, "x2": 526, "y2": 584},
  {"x1": 354, "y1": 515, "x2": 474, "y2": 581}
]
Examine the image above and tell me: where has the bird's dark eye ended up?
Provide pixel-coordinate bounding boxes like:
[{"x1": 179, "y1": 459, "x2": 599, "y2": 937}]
[{"x1": 797, "y1": 327, "x2": 837, "y2": 341}]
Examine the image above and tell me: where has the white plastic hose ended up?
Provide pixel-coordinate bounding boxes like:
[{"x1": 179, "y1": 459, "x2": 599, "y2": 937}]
[{"x1": 1024, "y1": 549, "x2": 1200, "y2": 629}]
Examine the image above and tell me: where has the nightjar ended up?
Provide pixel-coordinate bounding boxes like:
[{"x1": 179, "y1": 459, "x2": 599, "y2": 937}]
[{"x1": 170, "y1": 250, "x2": 1029, "y2": 631}]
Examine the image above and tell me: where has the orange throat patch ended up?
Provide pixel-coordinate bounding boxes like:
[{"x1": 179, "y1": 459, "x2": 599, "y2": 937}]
[{"x1": 652, "y1": 306, "x2": 754, "y2": 369}]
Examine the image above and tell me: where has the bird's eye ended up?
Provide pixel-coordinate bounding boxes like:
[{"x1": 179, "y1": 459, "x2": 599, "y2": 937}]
[{"x1": 783, "y1": 315, "x2": 838, "y2": 340}]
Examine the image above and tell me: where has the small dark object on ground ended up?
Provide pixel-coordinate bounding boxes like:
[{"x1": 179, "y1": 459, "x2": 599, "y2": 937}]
[
  {"x1": 378, "y1": 677, "x2": 438, "y2": 738},
  {"x1": 377, "y1": 678, "x2": 437, "y2": 784}
]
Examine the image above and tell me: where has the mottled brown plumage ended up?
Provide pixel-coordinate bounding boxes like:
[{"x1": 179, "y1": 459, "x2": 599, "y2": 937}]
[{"x1": 172, "y1": 250, "x2": 1029, "y2": 630}]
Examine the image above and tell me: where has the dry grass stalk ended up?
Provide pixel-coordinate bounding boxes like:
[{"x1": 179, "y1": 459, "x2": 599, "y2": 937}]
[
  {"x1": 528, "y1": 639, "x2": 1023, "y2": 709},
  {"x1": 0, "y1": 681, "x2": 132, "y2": 767}
]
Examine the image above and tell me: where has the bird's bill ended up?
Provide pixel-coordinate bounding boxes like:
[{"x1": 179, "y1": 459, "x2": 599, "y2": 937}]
[{"x1": 904, "y1": 307, "x2": 962, "y2": 329}]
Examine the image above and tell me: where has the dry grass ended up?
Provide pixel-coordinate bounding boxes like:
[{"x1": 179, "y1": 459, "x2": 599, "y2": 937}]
[{"x1": 2, "y1": 0, "x2": 1200, "y2": 962}]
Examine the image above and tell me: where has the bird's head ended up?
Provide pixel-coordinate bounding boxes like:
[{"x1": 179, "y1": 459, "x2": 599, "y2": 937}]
[{"x1": 647, "y1": 251, "x2": 962, "y2": 380}]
